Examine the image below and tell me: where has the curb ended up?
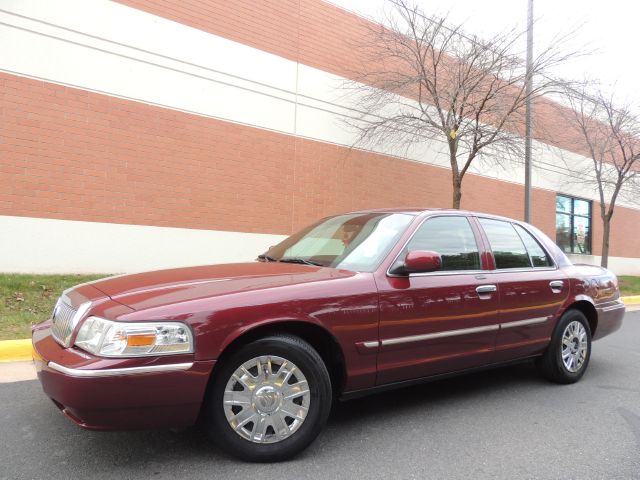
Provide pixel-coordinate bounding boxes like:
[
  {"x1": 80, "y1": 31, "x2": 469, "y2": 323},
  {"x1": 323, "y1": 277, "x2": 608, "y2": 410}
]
[
  {"x1": 621, "y1": 295, "x2": 640, "y2": 305},
  {"x1": 0, "y1": 339, "x2": 32, "y2": 363}
]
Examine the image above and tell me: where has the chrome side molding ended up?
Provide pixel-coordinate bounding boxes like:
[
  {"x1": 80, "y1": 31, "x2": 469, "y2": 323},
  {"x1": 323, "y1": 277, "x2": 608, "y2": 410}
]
[
  {"x1": 500, "y1": 316, "x2": 549, "y2": 329},
  {"x1": 381, "y1": 324, "x2": 500, "y2": 346},
  {"x1": 378, "y1": 316, "x2": 551, "y2": 347}
]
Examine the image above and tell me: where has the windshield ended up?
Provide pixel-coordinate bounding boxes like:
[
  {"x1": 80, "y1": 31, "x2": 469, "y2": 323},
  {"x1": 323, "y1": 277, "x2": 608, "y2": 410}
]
[{"x1": 261, "y1": 213, "x2": 414, "y2": 272}]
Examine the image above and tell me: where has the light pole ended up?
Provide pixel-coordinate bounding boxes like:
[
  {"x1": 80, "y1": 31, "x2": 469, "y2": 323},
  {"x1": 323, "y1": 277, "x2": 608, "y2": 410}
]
[{"x1": 524, "y1": 0, "x2": 533, "y2": 223}]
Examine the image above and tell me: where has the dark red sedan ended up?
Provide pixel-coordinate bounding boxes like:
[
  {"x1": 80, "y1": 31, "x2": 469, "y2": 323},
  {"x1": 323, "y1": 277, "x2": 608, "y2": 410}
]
[{"x1": 32, "y1": 209, "x2": 625, "y2": 461}]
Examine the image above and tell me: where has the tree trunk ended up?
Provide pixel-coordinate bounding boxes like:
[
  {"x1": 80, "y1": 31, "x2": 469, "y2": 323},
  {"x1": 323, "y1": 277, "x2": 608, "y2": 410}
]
[
  {"x1": 448, "y1": 139, "x2": 462, "y2": 209},
  {"x1": 601, "y1": 217, "x2": 610, "y2": 268},
  {"x1": 452, "y1": 176, "x2": 462, "y2": 209}
]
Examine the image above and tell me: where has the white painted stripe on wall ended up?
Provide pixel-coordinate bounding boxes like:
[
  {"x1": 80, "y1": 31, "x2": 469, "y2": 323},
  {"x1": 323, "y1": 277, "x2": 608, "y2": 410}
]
[
  {"x1": 1, "y1": 215, "x2": 638, "y2": 275},
  {"x1": 0, "y1": 0, "x2": 637, "y2": 211},
  {"x1": 0, "y1": 1, "x2": 298, "y2": 133},
  {"x1": 0, "y1": 215, "x2": 286, "y2": 274},
  {"x1": 566, "y1": 254, "x2": 640, "y2": 277}
]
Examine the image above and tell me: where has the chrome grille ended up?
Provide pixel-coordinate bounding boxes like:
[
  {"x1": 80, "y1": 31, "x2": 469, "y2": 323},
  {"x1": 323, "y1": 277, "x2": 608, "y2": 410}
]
[{"x1": 51, "y1": 296, "x2": 78, "y2": 347}]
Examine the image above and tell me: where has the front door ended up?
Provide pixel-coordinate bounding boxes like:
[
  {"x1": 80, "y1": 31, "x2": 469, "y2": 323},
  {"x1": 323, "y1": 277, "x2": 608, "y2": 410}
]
[{"x1": 375, "y1": 215, "x2": 500, "y2": 385}]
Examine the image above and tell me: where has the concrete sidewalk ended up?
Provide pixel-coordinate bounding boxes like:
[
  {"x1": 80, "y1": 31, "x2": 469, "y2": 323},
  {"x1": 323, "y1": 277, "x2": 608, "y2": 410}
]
[{"x1": 0, "y1": 361, "x2": 36, "y2": 383}]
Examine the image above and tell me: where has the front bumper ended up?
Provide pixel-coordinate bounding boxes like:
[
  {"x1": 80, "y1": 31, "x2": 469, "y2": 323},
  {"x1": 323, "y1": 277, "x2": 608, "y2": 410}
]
[{"x1": 32, "y1": 323, "x2": 215, "y2": 430}]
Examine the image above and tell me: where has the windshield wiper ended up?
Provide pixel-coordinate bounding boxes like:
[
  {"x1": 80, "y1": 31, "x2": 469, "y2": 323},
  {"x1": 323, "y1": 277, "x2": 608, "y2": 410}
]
[
  {"x1": 257, "y1": 254, "x2": 277, "y2": 262},
  {"x1": 279, "y1": 257, "x2": 324, "y2": 267}
]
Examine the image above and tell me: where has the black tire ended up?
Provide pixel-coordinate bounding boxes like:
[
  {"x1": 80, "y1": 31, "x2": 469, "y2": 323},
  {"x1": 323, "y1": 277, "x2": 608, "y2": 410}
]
[
  {"x1": 205, "y1": 334, "x2": 332, "y2": 462},
  {"x1": 536, "y1": 309, "x2": 592, "y2": 384}
]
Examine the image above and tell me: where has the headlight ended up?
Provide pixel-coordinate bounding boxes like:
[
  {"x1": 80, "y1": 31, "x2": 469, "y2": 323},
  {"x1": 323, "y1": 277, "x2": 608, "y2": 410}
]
[{"x1": 75, "y1": 317, "x2": 193, "y2": 357}]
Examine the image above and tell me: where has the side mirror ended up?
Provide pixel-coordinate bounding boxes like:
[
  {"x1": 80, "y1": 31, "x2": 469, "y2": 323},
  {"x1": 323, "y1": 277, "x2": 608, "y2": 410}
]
[{"x1": 402, "y1": 250, "x2": 442, "y2": 274}]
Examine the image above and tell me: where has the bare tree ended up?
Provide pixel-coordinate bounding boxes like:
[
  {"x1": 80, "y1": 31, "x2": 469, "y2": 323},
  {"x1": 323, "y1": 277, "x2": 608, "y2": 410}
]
[
  {"x1": 561, "y1": 84, "x2": 640, "y2": 268},
  {"x1": 342, "y1": 0, "x2": 576, "y2": 209}
]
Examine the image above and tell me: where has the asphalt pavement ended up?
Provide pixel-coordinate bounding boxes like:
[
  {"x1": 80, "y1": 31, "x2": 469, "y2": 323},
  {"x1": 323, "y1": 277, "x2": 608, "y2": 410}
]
[{"x1": 1, "y1": 311, "x2": 639, "y2": 480}]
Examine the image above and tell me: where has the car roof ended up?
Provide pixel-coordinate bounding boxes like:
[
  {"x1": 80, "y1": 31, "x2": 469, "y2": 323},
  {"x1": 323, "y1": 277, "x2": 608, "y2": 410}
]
[{"x1": 347, "y1": 208, "x2": 527, "y2": 225}]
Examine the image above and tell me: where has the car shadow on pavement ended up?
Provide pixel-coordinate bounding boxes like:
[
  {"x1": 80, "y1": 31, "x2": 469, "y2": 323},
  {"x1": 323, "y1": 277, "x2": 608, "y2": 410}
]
[{"x1": 329, "y1": 360, "x2": 546, "y2": 428}]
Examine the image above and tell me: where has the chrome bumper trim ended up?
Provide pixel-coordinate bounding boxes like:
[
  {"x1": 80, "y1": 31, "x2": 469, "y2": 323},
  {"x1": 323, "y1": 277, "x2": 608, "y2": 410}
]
[
  {"x1": 600, "y1": 303, "x2": 626, "y2": 312},
  {"x1": 48, "y1": 361, "x2": 193, "y2": 377}
]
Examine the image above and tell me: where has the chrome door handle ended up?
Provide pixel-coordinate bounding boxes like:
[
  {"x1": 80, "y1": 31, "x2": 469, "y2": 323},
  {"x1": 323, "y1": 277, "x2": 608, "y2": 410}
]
[
  {"x1": 476, "y1": 285, "x2": 497, "y2": 294},
  {"x1": 549, "y1": 280, "x2": 564, "y2": 292}
]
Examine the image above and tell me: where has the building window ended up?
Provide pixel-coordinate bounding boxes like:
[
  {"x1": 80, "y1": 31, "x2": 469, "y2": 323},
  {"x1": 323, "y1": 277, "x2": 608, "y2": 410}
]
[{"x1": 556, "y1": 195, "x2": 592, "y2": 254}]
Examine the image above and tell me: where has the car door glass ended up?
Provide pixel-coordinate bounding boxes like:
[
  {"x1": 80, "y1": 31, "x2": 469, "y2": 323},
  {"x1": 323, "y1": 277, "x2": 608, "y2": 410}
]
[
  {"x1": 405, "y1": 216, "x2": 480, "y2": 271},
  {"x1": 513, "y1": 224, "x2": 552, "y2": 267},
  {"x1": 479, "y1": 218, "x2": 531, "y2": 269}
]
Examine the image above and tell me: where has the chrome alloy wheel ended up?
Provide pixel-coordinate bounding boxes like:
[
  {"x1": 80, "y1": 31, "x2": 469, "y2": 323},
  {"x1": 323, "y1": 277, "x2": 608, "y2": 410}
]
[
  {"x1": 223, "y1": 355, "x2": 311, "y2": 444},
  {"x1": 561, "y1": 320, "x2": 588, "y2": 373}
]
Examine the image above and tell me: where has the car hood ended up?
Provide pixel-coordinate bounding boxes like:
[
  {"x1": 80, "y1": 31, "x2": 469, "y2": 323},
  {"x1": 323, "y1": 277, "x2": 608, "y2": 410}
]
[{"x1": 89, "y1": 262, "x2": 356, "y2": 312}]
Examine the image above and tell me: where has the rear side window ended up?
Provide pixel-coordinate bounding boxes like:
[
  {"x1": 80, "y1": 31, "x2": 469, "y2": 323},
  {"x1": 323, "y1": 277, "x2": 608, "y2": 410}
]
[
  {"x1": 514, "y1": 224, "x2": 553, "y2": 267},
  {"x1": 406, "y1": 216, "x2": 481, "y2": 271},
  {"x1": 479, "y1": 218, "x2": 531, "y2": 269}
]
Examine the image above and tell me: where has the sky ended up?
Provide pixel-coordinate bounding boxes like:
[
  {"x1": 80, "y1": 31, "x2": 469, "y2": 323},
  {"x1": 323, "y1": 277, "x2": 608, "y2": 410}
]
[{"x1": 329, "y1": 0, "x2": 640, "y2": 109}]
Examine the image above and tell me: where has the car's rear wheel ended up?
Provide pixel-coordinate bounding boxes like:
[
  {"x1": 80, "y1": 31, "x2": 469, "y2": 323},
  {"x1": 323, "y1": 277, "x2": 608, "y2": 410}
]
[
  {"x1": 536, "y1": 309, "x2": 592, "y2": 384},
  {"x1": 205, "y1": 334, "x2": 332, "y2": 462}
]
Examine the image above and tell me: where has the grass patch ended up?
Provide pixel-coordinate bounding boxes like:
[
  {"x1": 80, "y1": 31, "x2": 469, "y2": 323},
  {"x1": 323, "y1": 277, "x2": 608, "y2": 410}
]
[
  {"x1": 0, "y1": 274, "x2": 107, "y2": 340},
  {"x1": 619, "y1": 276, "x2": 640, "y2": 297}
]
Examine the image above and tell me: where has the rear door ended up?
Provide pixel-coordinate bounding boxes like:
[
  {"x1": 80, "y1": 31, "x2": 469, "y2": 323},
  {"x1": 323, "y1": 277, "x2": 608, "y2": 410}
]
[{"x1": 475, "y1": 218, "x2": 568, "y2": 362}]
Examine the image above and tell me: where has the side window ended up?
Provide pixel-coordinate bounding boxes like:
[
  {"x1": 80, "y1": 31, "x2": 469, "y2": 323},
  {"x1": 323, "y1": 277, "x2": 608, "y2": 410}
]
[
  {"x1": 514, "y1": 224, "x2": 553, "y2": 267},
  {"x1": 406, "y1": 216, "x2": 481, "y2": 271},
  {"x1": 479, "y1": 218, "x2": 531, "y2": 269}
]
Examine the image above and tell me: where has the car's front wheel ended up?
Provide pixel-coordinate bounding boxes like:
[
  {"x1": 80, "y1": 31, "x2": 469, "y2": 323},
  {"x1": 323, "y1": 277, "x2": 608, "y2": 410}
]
[
  {"x1": 536, "y1": 309, "x2": 592, "y2": 384},
  {"x1": 205, "y1": 334, "x2": 332, "y2": 462}
]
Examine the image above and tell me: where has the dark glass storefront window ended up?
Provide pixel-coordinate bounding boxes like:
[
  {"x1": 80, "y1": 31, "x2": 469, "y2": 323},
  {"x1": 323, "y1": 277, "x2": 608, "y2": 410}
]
[{"x1": 556, "y1": 195, "x2": 592, "y2": 254}]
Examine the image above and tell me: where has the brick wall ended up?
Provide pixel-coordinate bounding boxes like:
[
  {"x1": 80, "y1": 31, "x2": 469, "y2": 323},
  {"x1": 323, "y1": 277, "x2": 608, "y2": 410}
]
[{"x1": 1, "y1": 73, "x2": 561, "y2": 237}]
